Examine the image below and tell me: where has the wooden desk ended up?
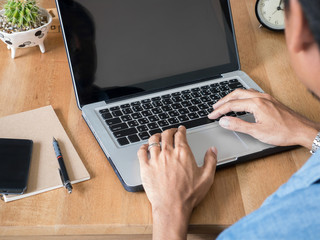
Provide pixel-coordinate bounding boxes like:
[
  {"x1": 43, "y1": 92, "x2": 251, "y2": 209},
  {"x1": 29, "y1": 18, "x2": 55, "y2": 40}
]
[{"x1": 1, "y1": 0, "x2": 320, "y2": 239}]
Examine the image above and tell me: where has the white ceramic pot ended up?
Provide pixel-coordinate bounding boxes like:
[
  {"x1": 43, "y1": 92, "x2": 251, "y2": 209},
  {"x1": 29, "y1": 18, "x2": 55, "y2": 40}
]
[{"x1": 0, "y1": 7, "x2": 52, "y2": 59}]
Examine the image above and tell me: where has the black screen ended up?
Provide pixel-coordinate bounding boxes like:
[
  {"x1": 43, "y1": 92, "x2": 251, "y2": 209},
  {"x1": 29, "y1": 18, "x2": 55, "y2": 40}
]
[
  {"x1": 56, "y1": 0, "x2": 239, "y2": 107},
  {"x1": 0, "y1": 139, "x2": 33, "y2": 193}
]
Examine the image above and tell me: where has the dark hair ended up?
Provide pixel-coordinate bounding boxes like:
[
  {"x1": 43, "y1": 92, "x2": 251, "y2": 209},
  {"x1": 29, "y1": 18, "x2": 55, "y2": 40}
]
[{"x1": 285, "y1": 0, "x2": 320, "y2": 50}]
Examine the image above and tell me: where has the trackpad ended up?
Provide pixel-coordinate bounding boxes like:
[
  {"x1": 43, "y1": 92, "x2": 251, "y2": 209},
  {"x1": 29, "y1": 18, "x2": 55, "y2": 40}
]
[{"x1": 187, "y1": 127, "x2": 249, "y2": 166}]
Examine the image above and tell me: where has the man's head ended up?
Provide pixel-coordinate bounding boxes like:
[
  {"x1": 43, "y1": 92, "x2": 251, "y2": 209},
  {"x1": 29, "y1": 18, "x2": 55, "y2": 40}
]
[{"x1": 284, "y1": 0, "x2": 320, "y2": 98}]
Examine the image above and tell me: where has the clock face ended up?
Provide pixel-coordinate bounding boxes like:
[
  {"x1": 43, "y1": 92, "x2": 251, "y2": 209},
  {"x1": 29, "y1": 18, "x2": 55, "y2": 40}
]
[{"x1": 256, "y1": 0, "x2": 285, "y2": 31}]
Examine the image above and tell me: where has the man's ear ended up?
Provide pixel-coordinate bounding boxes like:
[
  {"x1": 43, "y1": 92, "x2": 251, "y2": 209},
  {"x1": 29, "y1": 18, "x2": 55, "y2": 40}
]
[{"x1": 286, "y1": 0, "x2": 315, "y2": 53}]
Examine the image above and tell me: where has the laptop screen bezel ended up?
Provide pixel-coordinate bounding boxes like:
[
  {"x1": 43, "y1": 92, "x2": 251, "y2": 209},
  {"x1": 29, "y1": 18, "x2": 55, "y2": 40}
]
[{"x1": 55, "y1": 0, "x2": 240, "y2": 109}]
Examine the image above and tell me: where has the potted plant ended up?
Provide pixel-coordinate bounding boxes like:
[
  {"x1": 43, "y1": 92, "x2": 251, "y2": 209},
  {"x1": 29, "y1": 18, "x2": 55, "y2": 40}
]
[{"x1": 0, "y1": 0, "x2": 52, "y2": 58}]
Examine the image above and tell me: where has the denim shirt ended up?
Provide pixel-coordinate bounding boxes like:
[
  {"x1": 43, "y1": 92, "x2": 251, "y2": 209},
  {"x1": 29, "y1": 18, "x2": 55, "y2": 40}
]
[{"x1": 217, "y1": 150, "x2": 320, "y2": 239}]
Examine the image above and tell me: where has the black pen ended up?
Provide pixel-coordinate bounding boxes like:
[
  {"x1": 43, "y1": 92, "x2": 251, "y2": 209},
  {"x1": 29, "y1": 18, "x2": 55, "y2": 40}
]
[{"x1": 52, "y1": 137, "x2": 73, "y2": 194}]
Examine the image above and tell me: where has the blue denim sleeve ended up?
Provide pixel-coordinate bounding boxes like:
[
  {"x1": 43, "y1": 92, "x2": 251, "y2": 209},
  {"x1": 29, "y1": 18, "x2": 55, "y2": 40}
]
[{"x1": 217, "y1": 150, "x2": 320, "y2": 240}]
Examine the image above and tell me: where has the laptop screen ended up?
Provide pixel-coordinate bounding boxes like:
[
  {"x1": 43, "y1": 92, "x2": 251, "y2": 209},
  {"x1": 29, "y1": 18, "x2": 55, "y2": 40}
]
[{"x1": 56, "y1": 0, "x2": 239, "y2": 107}]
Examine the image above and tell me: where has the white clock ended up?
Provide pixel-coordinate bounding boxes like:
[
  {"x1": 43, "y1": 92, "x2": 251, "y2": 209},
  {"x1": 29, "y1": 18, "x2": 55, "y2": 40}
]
[{"x1": 255, "y1": 0, "x2": 285, "y2": 31}]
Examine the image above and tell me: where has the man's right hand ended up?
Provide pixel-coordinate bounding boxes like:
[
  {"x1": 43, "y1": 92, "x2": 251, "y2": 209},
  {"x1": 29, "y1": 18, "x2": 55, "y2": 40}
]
[{"x1": 208, "y1": 89, "x2": 319, "y2": 149}]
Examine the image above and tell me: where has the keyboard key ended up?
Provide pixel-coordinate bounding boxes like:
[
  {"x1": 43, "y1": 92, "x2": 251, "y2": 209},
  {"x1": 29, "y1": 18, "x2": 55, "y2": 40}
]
[
  {"x1": 128, "y1": 120, "x2": 139, "y2": 127},
  {"x1": 159, "y1": 113, "x2": 169, "y2": 120},
  {"x1": 207, "y1": 101, "x2": 215, "y2": 107},
  {"x1": 114, "y1": 128, "x2": 138, "y2": 138},
  {"x1": 138, "y1": 118, "x2": 149, "y2": 125},
  {"x1": 143, "y1": 103, "x2": 153, "y2": 109},
  {"x1": 139, "y1": 132, "x2": 150, "y2": 140},
  {"x1": 220, "y1": 91, "x2": 228, "y2": 97},
  {"x1": 171, "y1": 92, "x2": 181, "y2": 96},
  {"x1": 99, "y1": 109, "x2": 109, "y2": 113},
  {"x1": 122, "y1": 108, "x2": 133, "y2": 114},
  {"x1": 142, "y1": 110, "x2": 153, "y2": 117},
  {"x1": 201, "y1": 89, "x2": 211, "y2": 95},
  {"x1": 137, "y1": 125, "x2": 148, "y2": 132},
  {"x1": 230, "y1": 79, "x2": 239, "y2": 83},
  {"x1": 198, "y1": 103, "x2": 209, "y2": 110},
  {"x1": 131, "y1": 101, "x2": 141, "y2": 106},
  {"x1": 188, "y1": 113, "x2": 199, "y2": 119},
  {"x1": 191, "y1": 92, "x2": 201, "y2": 98},
  {"x1": 162, "y1": 105, "x2": 172, "y2": 112},
  {"x1": 152, "y1": 108, "x2": 163, "y2": 114},
  {"x1": 148, "y1": 122, "x2": 159, "y2": 130},
  {"x1": 168, "y1": 110, "x2": 179, "y2": 117},
  {"x1": 182, "y1": 94, "x2": 192, "y2": 100},
  {"x1": 178, "y1": 115, "x2": 189, "y2": 122},
  {"x1": 200, "y1": 96, "x2": 211, "y2": 102},
  {"x1": 120, "y1": 104, "x2": 130, "y2": 109},
  {"x1": 191, "y1": 87, "x2": 200, "y2": 92},
  {"x1": 182, "y1": 90, "x2": 191, "y2": 94},
  {"x1": 112, "y1": 110, "x2": 123, "y2": 117},
  {"x1": 142, "y1": 99, "x2": 151, "y2": 104},
  {"x1": 117, "y1": 137, "x2": 129, "y2": 146},
  {"x1": 210, "y1": 83, "x2": 219, "y2": 88},
  {"x1": 172, "y1": 96, "x2": 183, "y2": 102},
  {"x1": 219, "y1": 81, "x2": 229, "y2": 85},
  {"x1": 220, "y1": 85, "x2": 229, "y2": 91},
  {"x1": 106, "y1": 118, "x2": 121, "y2": 125},
  {"x1": 181, "y1": 101, "x2": 192, "y2": 107},
  {"x1": 168, "y1": 117, "x2": 179, "y2": 124},
  {"x1": 149, "y1": 129, "x2": 162, "y2": 136},
  {"x1": 162, "y1": 99, "x2": 173, "y2": 105},
  {"x1": 121, "y1": 115, "x2": 132, "y2": 122},
  {"x1": 162, "y1": 124, "x2": 180, "y2": 131},
  {"x1": 161, "y1": 94, "x2": 171, "y2": 99},
  {"x1": 200, "y1": 85, "x2": 210, "y2": 90},
  {"x1": 229, "y1": 82, "x2": 244, "y2": 90},
  {"x1": 198, "y1": 110, "x2": 208, "y2": 117},
  {"x1": 162, "y1": 117, "x2": 214, "y2": 131},
  {"x1": 110, "y1": 106, "x2": 120, "y2": 111},
  {"x1": 158, "y1": 120, "x2": 169, "y2": 127},
  {"x1": 132, "y1": 113, "x2": 142, "y2": 119},
  {"x1": 110, "y1": 123, "x2": 128, "y2": 132},
  {"x1": 151, "y1": 97, "x2": 161, "y2": 101},
  {"x1": 210, "y1": 87, "x2": 220, "y2": 94},
  {"x1": 188, "y1": 106, "x2": 199, "y2": 112},
  {"x1": 210, "y1": 94, "x2": 221, "y2": 100},
  {"x1": 153, "y1": 101, "x2": 163, "y2": 107},
  {"x1": 172, "y1": 103, "x2": 182, "y2": 109},
  {"x1": 128, "y1": 134, "x2": 140, "y2": 143},
  {"x1": 178, "y1": 108, "x2": 189, "y2": 115},
  {"x1": 101, "y1": 112, "x2": 113, "y2": 119},
  {"x1": 205, "y1": 109, "x2": 212, "y2": 114},
  {"x1": 191, "y1": 99, "x2": 201, "y2": 105},
  {"x1": 133, "y1": 105, "x2": 143, "y2": 112},
  {"x1": 148, "y1": 116, "x2": 159, "y2": 122}
]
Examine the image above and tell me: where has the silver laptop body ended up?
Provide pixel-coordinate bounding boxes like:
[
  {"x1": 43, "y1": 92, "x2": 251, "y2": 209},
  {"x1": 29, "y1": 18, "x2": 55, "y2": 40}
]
[{"x1": 56, "y1": 0, "x2": 287, "y2": 191}]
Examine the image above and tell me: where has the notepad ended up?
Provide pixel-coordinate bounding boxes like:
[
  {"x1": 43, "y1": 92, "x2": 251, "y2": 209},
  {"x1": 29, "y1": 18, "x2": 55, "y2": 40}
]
[{"x1": 0, "y1": 106, "x2": 90, "y2": 202}]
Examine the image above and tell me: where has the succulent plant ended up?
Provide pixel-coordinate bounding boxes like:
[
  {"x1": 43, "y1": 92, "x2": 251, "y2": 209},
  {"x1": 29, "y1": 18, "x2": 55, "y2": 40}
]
[{"x1": 3, "y1": 0, "x2": 40, "y2": 29}]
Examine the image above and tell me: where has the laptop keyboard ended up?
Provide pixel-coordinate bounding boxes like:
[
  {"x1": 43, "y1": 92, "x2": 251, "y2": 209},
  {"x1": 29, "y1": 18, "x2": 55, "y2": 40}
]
[{"x1": 99, "y1": 79, "x2": 246, "y2": 146}]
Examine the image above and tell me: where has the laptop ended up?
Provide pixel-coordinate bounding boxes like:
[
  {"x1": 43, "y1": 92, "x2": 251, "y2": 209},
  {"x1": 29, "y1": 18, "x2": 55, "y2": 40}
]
[{"x1": 56, "y1": 0, "x2": 289, "y2": 192}]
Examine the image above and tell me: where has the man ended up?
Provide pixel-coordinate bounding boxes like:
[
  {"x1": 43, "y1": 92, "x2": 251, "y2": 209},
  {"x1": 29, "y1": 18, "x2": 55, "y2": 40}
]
[{"x1": 138, "y1": 0, "x2": 320, "y2": 239}]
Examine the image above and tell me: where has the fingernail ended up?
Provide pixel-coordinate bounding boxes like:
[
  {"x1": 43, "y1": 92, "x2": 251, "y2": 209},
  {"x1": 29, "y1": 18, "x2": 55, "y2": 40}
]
[
  {"x1": 211, "y1": 146, "x2": 217, "y2": 155},
  {"x1": 219, "y1": 117, "x2": 229, "y2": 128},
  {"x1": 207, "y1": 112, "x2": 215, "y2": 119},
  {"x1": 212, "y1": 102, "x2": 221, "y2": 109}
]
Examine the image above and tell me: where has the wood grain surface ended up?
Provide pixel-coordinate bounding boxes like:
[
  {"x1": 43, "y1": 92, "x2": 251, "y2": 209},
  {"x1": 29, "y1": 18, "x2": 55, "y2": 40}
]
[{"x1": 0, "y1": 0, "x2": 319, "y2": 238}]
